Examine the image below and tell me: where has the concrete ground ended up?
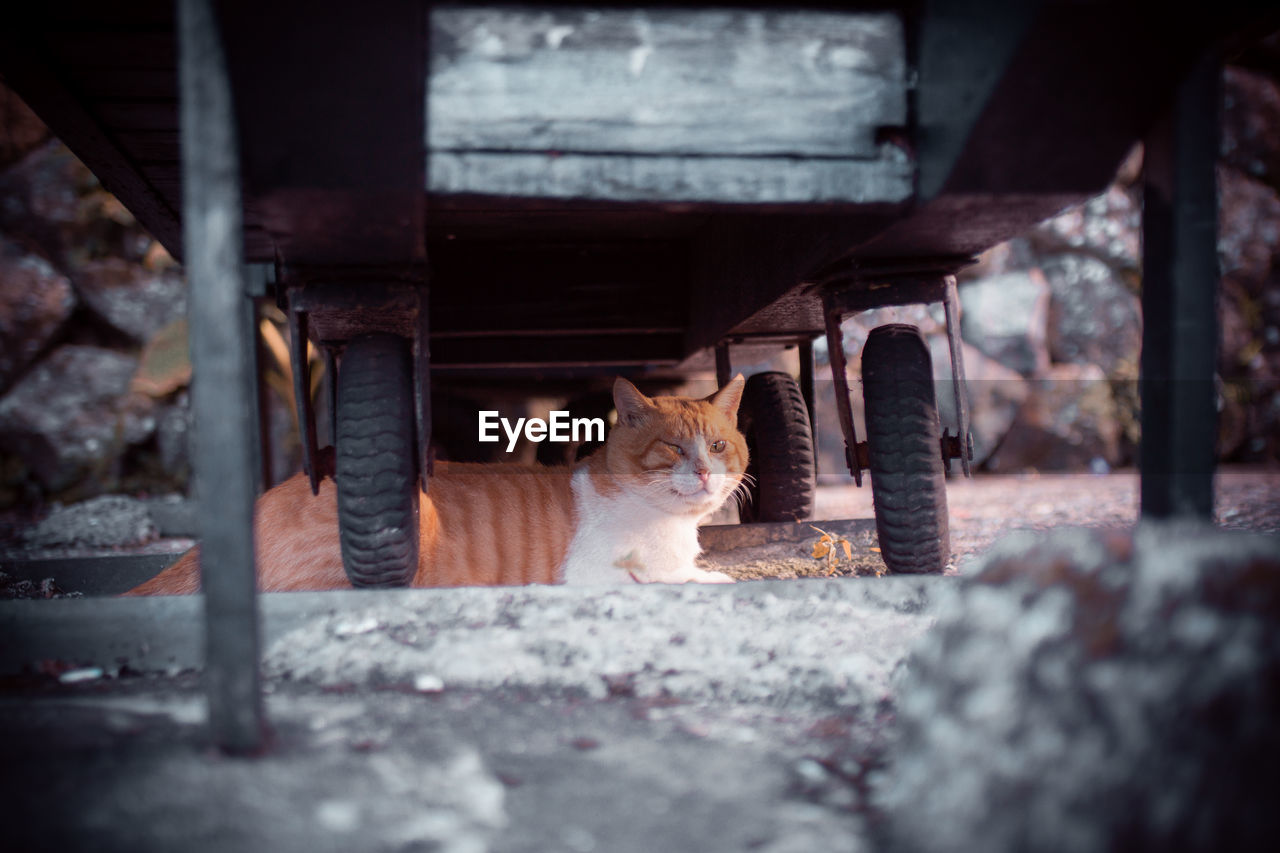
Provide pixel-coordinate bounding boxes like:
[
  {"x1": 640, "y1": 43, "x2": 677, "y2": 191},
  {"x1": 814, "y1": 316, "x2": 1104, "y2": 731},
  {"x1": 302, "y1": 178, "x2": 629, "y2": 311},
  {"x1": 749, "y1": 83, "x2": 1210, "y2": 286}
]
[{"x1": 1, "y1": 578, "x2": 937, "y2": 853}]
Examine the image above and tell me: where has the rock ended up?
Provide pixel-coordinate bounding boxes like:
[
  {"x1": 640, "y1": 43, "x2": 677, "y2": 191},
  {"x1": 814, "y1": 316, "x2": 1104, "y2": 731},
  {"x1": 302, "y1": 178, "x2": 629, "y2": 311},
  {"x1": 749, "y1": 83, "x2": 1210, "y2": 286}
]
[
  {"x1": 73, "y1": 257, "x2": 187, "y2": 342},
  {"x1": 1219, "y1": 277, "x2": 1260, "y2": 377},
  {"x1": 957, "y1": 236, "x2": 1037, "y2": 282},
  {"x1": 837, "y1": 304, "x2": 946, "y2": 375},
  {"x1": 0, "y1": 139, "x2": 89, "y2": 252},
  {"x1": 1222, "y1": 65, "x2": 1280, "y2": 188},
  {"x1": 957, "y1": 269, "x2": 1051, "y2": 377},
  {"x1": 154, "y1": 391, "x2": 193, "y2": 480},
  {"x1": 983, "y1": 363, "x2": 1121, "y2": 473},
  {"x1": 132, "y1": 317, "x2": 192, "y2": 397},
  {"x1": 873, "y1": 524, "x2": 1280, "y2": 852},
  {"x1": 1217, "y1": 166, "x2": 1280, "y2": 295},
  {"x1": 927, "y1": 337, "x2": 1027, "y2": 468},
  {"x1": 0, "y1": 138, "x2": 146, "y2": 267},
  {"x1": 1040, "y1": 252, "x2": 1142, "y2": 374},
  {"x1": 0, "y1": 236, "x2": 76, "y2": 391},
  {"x1": 1032, "y1": 183, "x2": 1142, "y2": 271},
  {"x1": 0, "y1": 345, "x2": 155, "y2": 492},
  {"x1": 19, "y1": 494, "x2": 158, "y2": 550}
]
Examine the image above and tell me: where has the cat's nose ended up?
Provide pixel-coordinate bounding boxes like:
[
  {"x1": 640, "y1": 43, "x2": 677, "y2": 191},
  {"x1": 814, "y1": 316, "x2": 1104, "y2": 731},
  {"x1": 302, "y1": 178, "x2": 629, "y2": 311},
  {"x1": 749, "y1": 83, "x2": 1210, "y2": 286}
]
[{"x1": 696, "y1": 467, "x2": 710, "y2": 485}]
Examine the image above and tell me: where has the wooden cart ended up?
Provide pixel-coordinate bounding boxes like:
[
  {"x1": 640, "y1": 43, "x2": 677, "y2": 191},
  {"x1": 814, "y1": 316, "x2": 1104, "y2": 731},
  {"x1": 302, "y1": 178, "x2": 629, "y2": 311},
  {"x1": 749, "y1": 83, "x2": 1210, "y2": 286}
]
[{"x1": 2, "y1": 0, "x2": 1247, "y2": 747}]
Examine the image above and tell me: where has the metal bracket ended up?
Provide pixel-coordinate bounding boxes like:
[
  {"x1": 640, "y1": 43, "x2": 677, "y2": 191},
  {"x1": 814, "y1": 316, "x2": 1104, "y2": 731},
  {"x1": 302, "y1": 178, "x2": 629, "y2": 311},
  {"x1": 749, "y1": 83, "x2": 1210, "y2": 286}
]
[
  {"x1": 942, "y1": 275, "x2": 973, "y2": 477},
  {"x1": 284, "y1": 276, "x2": 431, "y2": 494},
  {"x1": 821, "y1": 288, "x2": 864, "y2": 487},
  {"x1": 820, "y1": 265, "x2": 976, "y2": 485}
]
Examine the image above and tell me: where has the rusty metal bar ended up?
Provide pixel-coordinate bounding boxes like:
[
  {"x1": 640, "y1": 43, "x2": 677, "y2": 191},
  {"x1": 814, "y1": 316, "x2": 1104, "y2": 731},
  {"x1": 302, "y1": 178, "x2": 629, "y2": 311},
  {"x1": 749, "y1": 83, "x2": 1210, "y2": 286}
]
[{"x1": 179, "y1": 0, "x2": 264, "y2": 754}]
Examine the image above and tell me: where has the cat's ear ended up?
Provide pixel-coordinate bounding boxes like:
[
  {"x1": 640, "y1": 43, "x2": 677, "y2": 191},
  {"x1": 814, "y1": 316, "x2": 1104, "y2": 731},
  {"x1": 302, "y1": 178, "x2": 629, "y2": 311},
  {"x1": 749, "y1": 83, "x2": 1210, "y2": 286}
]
[
  {"x1": 708, "y1": 374, "x2": 745, "y2": 419},
  {"x1": 613, "y1": 377, "x2": 656, "y2": 427}
]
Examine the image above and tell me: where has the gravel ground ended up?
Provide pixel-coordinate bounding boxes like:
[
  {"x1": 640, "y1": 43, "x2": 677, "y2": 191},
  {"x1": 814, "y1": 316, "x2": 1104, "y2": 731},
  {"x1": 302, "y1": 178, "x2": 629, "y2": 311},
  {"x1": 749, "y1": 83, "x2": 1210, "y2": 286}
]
[
  {"x1": 1, "y1": 468, "x2": 1275, "y2": 595},
  {"x1": 706, "y1": 467, "x2": 1280, "y2": 581}
]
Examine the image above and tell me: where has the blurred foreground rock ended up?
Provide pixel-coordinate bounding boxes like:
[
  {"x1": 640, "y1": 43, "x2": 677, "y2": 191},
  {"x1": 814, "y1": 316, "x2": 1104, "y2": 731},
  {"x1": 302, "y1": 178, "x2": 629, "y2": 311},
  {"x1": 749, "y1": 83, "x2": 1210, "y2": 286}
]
[{"x1": 874, "y1": 524, "x2": 1280, "y2": 852}]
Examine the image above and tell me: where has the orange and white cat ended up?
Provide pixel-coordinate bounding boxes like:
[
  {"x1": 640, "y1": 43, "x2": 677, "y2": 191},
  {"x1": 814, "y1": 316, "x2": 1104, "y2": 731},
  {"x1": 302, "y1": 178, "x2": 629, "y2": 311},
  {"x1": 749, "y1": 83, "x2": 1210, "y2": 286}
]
[{"x1": 127, "y1": 376, "x2": 748, "y2": 594}]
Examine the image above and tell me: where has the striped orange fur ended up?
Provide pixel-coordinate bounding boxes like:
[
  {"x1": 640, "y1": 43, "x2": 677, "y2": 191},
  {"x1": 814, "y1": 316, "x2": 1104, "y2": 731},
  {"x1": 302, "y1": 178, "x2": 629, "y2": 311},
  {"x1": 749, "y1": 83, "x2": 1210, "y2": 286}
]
[{"x1": 126, "y1": 376, "x2": 748, "y2": 595}]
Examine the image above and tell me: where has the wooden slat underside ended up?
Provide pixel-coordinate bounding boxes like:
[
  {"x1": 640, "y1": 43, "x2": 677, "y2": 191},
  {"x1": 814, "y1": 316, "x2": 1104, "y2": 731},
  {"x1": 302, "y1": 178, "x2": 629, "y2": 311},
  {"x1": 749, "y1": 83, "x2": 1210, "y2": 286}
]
[
  {"x1": 429, "y1": 150, "x2": 913, "y2": 205},
  {"x1": 427, "y1": 6, "x2": 911, "y2": 204}
]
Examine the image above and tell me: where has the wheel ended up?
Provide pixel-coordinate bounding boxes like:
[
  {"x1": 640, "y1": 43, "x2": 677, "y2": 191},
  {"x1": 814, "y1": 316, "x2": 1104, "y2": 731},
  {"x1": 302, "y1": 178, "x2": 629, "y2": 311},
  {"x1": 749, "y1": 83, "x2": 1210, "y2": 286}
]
[
  {"x1": 861, "y1": 324, "x2": 950, "y2": 573},
  {"x1": 737, "y1": 371, "x2": 816, "y2": 522},
  {"x1": 334, "y1": 333, "x2": 420, "y2": 587}
]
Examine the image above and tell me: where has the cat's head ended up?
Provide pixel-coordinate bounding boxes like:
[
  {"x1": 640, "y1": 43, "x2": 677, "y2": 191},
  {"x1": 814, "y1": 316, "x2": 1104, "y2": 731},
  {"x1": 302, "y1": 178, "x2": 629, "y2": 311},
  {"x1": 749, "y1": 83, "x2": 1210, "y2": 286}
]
[{"x1": 605, "y1": 375, "x2": 749, "y2": 518}]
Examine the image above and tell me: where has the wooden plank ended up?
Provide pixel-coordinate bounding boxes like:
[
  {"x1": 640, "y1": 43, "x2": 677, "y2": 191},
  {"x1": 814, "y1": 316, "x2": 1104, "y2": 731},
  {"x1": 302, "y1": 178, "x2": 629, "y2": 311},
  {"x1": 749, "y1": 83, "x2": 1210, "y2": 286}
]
[
  {"x1": 428, "y1": 331, "x2": 685, "y2": 368},
  {"x1": 698, "y1": 518, "x2": 875, "y2": 553},
  {"x1": 116, "y1": 129, "x2": 181, "y2": 164},
  {"x1": 73, "y1": 68, "x2": 177, "y2": 100},
  {"x1": 93, "y1": 99, "x2": 179, "y2": 132},
  {"x1": 430, "y1": 7, "x2": 906, "y2": 159},
  {"x1": 429, "y1": 150, "x2": 913, "y2": 205},
  {"x1": 44, "y1": 31, "x2": 175, "y2": 69}
]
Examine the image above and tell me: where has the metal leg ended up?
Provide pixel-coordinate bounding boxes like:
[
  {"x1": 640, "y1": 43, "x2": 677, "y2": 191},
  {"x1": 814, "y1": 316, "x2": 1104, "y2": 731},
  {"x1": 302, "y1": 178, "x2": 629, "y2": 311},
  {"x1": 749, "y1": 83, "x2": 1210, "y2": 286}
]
[
  {"x1": 1140, "y1": 49, "x2": 1220, "y2": 520},
  {"x1": 414, "y1": 286, "x2": 432, "y2": 491},
  {"x1": 715, "y1": 342, "x2": 732, "y2": 389},
  {"x1": 286, "y1": 289, "x2": 320, "y2": 495},
  {"x1": 798, "y1": 339, "x2": 817, "y2": 473},
  {"x1": 179, "y1": 0, "x2": 264, "y2": 753},
  {"x1": 942, "y1": 275, "x2": 973, "y2": 477},
  {"x1": 821, "y1": 291, "x2": 863, "y2": 487},
  {"x1": 323, "y1": 344, "x2": 338, "y2": 449}
]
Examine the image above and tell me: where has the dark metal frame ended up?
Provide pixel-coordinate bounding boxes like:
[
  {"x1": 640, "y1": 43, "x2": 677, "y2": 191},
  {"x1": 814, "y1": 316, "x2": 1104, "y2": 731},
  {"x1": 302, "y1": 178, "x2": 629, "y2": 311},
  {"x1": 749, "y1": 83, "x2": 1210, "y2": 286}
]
[{"x1": 1140, "y1": 49, "x2": 1221, "y2": 520}]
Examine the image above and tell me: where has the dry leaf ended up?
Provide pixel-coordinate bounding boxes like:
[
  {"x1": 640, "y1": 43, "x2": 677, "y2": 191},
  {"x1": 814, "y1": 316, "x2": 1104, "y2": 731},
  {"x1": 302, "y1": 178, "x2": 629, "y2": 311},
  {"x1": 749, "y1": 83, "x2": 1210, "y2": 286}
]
[
  {"x1": 841, "y1": 540, "x2": 853, "y2": 560},
  {"x1": 812, "y1": 540, "x2": 831, "y2": 560}
]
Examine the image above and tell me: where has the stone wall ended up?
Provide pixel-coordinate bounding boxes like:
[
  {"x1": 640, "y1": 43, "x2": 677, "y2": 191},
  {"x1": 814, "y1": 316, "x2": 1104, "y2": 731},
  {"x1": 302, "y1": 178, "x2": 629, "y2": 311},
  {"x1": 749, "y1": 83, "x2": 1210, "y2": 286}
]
[{"x1": 0, "y1": 110, "x2": 192, "y2": 515}]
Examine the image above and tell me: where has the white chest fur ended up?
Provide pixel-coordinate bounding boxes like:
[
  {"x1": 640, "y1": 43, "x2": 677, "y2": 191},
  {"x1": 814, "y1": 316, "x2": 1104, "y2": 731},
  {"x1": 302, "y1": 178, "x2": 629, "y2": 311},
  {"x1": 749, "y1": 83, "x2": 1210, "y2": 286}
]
[{"x1": 558, "y1": 466, "x2": 732, "y2": 585}]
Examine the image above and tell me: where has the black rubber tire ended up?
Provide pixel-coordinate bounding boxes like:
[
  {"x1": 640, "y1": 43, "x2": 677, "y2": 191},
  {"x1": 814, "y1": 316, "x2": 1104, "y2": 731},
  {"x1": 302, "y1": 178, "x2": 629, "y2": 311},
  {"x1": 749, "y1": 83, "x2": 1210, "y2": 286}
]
[
  {"x1": 861, "y1": 324, "x2": 950, "y2": 574},
  {"x1": 737, "y1": 371, "x2": 816, "y2": 523},
  {"x1": 334, "y1": 333, "x2": 420, "y2": 587}
]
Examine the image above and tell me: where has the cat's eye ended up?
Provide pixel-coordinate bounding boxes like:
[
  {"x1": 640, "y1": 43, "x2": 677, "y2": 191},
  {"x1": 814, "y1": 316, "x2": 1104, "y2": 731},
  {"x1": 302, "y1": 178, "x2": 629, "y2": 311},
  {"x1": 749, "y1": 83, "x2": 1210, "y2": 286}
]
[
  {"x1": 667, "y1": 442, "x2": 685, "y2": 456},
  {"x1": 710, "y1": 440, "x2": 726, "y2": 453}
]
